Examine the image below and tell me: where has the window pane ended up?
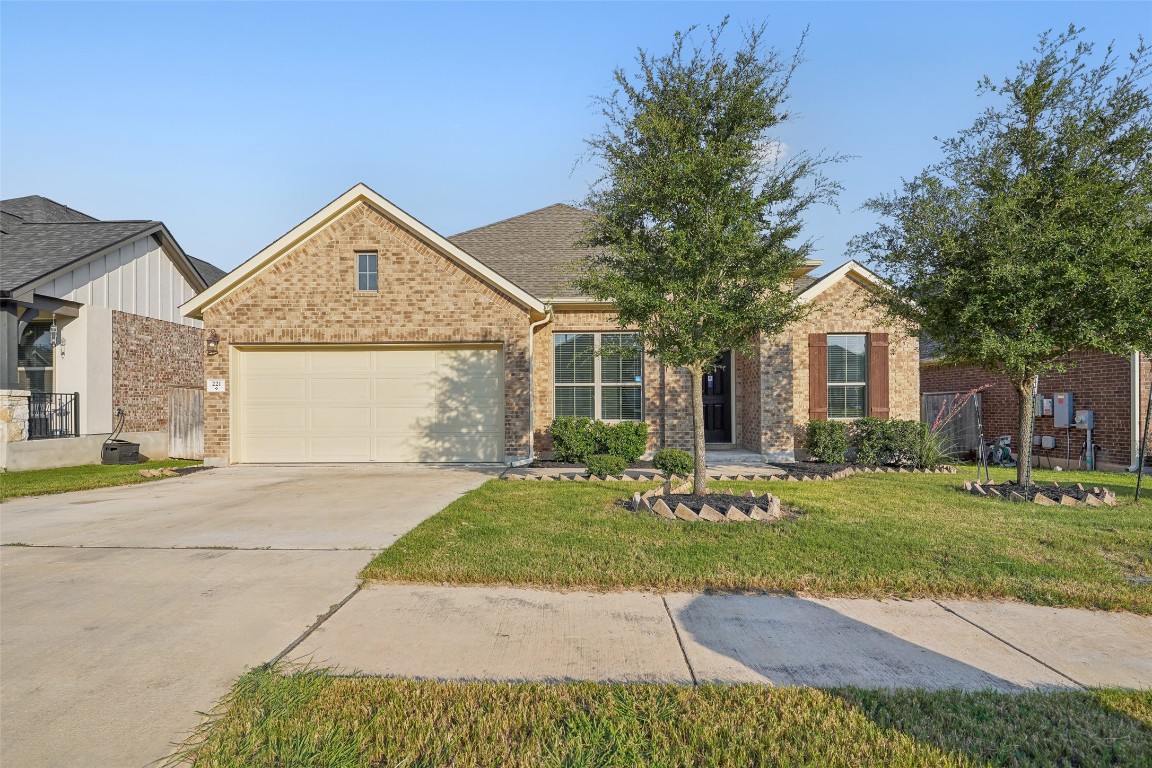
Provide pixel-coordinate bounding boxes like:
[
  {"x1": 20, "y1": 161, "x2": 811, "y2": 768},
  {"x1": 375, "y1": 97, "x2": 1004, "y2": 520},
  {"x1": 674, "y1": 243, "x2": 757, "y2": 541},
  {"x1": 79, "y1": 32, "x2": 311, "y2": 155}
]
[
  {"x1": 357, "y1": 254, "x2": 378, "y2": 291},
  {"x1": 18, "y1": 322, "x2": 53, "y2": 367},
  {"x1": 828, "y1": 335, "x2": 866, "y2": 384},
  {"x1": 601, "y1": 333, "x2": 642, "y2": 384},
  {"x1": 554, "y1": 334, "x2": 594, "y2": 384},
  {"x1": 828, "y1": 385, "x2": 866, "y2": 419},
  {"x1": 555, "y1": 386, "x2": 594, "y2": 418},
  {"x1": 601, "y1": 386, "x2": 642, "y2": 420}
]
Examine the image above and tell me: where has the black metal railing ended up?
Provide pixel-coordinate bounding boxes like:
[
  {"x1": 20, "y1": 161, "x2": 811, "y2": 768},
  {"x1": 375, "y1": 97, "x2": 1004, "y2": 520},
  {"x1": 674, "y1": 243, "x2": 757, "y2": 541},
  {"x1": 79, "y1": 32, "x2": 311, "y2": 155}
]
[{"x1": 28, "y1": 392, "x2": 80, "y2": 440}]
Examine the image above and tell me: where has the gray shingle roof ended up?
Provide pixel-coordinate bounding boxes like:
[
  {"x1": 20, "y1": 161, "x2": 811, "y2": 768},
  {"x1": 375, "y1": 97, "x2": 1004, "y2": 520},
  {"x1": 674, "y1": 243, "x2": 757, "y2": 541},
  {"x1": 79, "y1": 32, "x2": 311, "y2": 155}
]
[
  {"x1": 188, "y1": 255, "x2": 228, "y2": 287},
  {"x1": 449, "y1": 203, "x2": 597, "y2": 300},
  {"x1": 1, "y1": 195, "x2": 98, "y2": 224}
]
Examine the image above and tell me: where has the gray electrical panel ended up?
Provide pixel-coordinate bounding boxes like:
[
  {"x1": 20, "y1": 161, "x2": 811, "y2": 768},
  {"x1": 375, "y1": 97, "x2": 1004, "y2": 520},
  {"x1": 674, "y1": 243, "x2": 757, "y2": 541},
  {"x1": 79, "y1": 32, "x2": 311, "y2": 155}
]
[{"x1": 1053, "y1": 392, "x2": 1074, "y2": 428}]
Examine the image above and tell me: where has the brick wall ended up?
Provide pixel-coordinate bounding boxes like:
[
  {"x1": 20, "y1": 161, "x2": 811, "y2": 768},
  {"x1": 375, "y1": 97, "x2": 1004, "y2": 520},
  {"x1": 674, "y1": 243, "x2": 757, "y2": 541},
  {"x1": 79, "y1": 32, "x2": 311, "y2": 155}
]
[
  {"x1": 735, "y1": 347, "x2": 761, "y2": 452},
  {"x1": 112, "y1": 311, "x2": 204, "y2": 432},
  {"x1": 921, "y1": 350, "x2": 1147, "y2": 467},
  {"x1": 782, "y1": 276, "x2": 920, "y2": 456},
  {"x1": 201, "y1": 201, "x2": 533, "y2": 462}
]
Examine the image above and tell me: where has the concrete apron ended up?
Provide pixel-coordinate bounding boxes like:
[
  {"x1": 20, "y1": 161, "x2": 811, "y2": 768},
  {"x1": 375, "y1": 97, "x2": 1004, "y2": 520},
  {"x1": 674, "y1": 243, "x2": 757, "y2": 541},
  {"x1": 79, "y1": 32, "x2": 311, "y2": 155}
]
[{"x1": 294, "y1": 585, "x2": 1152, "y2": 692}]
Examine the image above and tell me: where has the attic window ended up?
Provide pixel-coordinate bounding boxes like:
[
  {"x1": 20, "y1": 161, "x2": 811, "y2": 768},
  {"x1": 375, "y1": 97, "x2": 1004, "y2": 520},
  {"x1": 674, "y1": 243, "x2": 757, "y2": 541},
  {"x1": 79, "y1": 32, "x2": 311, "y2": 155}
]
[{"x1": 357, "y1": 253, "x2": 378, "y2": 292}]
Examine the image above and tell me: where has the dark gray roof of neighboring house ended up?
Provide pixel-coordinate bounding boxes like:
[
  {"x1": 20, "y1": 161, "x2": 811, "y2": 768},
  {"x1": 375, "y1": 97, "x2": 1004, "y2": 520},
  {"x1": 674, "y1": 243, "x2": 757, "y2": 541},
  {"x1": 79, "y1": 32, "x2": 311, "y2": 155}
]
[
  {"x1": 0, "y1": 195, "x2": 226, "y2": 295},
  {"x1": 792, "y1": 275, "x2": 817, "y2": 294},
  {"x1": 920, "y1": 337, "x2": 942, "y2": 361},
  {"x1": 1, "y1": 195, "x2": 98, "y2": 224},
  {"x1": 188, "y1": 255, "x2": 228, "y2": 286},
  {"x1": 449, "y1": 203, "x2": 598, "y2": 300}
]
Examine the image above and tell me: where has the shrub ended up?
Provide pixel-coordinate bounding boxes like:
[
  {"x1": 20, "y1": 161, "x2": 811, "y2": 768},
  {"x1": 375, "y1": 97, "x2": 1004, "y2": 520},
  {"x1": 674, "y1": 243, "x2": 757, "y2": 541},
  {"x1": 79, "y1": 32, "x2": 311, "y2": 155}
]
[
  {"x1": 653, "y1": 448, "x2": 694, "y2": 476},
  {"x1": 850, "y1": 417, "x2": 888, "y2": 465},
  {"x1": 850, "y1": 418, "x2": 934, "y2": 466},
  {"x1": 550, "y1": 418, "x2": 650, "y2": 464},
  {"x1": 586, "y1": 454, "x2": 627, "y2": 478},
  {"x1": 805, "y1": 420, "x2": 849, "y2": 463},
  {"x1": 551, "y1": 417, "x2": 598, "y2": 463},
  {"x1": 885, "y1": 420, "x2": 924, "y2": 466},
  {"x1": 590, "y1": 420, "x2": 649, "y2": 463}
]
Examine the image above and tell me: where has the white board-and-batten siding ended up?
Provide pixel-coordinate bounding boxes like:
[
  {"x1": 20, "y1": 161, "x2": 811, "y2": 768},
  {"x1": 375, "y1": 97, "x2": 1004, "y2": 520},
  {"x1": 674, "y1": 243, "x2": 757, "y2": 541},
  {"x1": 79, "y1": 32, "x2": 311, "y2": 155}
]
[{"x1": 39, "y1": 235, "x2": 203, "y2": 327}]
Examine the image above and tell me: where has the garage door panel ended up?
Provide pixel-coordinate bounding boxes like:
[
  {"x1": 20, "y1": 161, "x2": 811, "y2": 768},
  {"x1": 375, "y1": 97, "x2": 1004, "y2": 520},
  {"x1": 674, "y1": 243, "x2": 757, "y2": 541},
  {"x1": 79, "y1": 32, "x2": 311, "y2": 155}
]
[{"x1": 238, "y1": 347, "x2": 503, "y2": 463}]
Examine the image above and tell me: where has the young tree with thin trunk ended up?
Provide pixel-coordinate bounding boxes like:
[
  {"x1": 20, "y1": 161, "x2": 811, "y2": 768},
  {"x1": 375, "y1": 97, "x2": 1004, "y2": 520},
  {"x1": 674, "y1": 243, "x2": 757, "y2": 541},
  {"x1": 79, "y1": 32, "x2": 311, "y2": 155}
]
[
  {"x1": 851, "y1": 26, "x2": 1152, "y2": 487},
  {"x1": 578, "y1": 19, "x2": 843, "y2": 494}
]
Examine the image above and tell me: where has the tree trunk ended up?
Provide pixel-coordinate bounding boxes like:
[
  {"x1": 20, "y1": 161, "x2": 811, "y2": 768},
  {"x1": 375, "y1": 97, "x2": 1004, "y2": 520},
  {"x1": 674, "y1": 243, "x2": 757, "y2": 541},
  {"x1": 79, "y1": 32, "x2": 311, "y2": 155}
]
[
  {"x1": 1013, "y1": 376, "x2": 1036, "y2": 486},
  {"x1": 689, "y1": 361, "x2": 708, "y2": 495},
  {"x1": 1136, "y1": 371, "x2": 1151, "y2": 501}
]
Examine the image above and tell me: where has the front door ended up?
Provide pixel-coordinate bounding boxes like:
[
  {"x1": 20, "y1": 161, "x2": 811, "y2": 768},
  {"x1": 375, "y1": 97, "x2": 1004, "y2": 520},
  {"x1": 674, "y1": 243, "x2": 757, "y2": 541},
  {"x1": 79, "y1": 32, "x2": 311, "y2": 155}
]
[{"x1": 702, "y1": 351, "x2": 731, "y2": 443}]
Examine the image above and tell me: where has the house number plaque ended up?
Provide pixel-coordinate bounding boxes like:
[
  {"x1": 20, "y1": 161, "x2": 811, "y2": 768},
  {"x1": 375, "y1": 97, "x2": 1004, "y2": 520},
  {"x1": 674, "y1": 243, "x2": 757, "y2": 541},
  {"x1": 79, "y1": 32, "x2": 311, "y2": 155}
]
[{"x1": 207, "y1": 379, "x2": 227, "y2": 393}]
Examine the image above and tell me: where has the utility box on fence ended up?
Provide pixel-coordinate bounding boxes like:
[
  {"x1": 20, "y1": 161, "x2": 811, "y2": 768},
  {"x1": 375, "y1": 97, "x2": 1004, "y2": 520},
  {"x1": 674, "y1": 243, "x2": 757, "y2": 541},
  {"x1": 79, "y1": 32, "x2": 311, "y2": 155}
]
[
  {"x1": 101, "y1": 440, "x2": 140, "y2": 465},
  {"x1": 1053, "y1": 392, "x2": 1074, "y2": 428}
]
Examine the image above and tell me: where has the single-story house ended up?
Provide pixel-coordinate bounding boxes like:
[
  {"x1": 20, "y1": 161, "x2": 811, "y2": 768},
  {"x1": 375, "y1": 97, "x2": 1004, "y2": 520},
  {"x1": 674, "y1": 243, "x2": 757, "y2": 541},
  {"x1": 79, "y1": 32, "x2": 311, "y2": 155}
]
[
  {"x1": 180, "y1": 184, "x2": 920, "y2": 466},
  {"x1": 922, "y1": 348, "x2": 1151, "y2": 472},
  {"x1": 1, "y1": 195, "x2": 225, "y2": 470}
]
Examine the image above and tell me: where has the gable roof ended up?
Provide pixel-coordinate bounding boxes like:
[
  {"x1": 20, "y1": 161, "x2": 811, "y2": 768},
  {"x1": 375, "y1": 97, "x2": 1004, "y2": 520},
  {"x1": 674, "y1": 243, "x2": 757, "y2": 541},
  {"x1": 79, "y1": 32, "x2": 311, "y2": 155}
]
[
  {"x1": 188, "y1": 255, "x2": 228, "y2": 287},
  {"x1": 0, "y1": 195, "x2": 223, "y2": 296},
  {"x1": 449, "y1": 203, "x2": 596, "y2": 300},
  {"x1": 181, "y1": 184, "x2": 546, "y2": 319},
  {"x1": 795, "y1": 259, "x2": 886, "y2": 303}
]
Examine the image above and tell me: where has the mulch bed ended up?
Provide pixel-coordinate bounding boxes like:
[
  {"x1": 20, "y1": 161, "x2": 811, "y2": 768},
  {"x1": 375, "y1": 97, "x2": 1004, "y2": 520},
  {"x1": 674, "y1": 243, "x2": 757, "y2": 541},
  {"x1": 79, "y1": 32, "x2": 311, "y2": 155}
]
[
  {"x1": 173, "y1": 466, "x2": 213, "y2": 476},
  {"x1": 659, "y1": 493, "x2": 799, "y2": 519},
  {"x1": 962, "y1": 480, "x2": 1117, "y2": 506},
  {"x1": 530, "y1": 460, "x2": 656, "y2": 470}
]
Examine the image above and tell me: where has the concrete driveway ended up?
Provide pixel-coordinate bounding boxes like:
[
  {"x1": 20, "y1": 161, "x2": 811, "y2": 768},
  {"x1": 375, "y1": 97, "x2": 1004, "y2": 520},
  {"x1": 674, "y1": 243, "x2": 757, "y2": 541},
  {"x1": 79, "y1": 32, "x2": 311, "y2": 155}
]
[{"x1": 0, "y1": 464, "x2": 495, "y2": 768}]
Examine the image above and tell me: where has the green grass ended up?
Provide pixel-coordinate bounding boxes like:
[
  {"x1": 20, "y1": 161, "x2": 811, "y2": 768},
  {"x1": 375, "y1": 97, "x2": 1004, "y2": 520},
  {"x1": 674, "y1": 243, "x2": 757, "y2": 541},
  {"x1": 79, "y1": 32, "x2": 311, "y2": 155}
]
[
  {"x1": 0, "y1": 459, "x2": 201, "y2": 501},
  {"x1": 172, "y1": 668, "x2": 1152, "y2": 767},
  {"x1": 362, "y1": 466, "x2": 1152, "y2": 613}
]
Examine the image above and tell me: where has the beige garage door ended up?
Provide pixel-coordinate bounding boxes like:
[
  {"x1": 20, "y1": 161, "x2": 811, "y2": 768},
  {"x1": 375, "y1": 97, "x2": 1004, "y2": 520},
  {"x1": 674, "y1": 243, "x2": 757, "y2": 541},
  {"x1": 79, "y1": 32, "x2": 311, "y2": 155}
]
[{"x1": 235, "y1": 346, "x2": 503, "y2": 463}]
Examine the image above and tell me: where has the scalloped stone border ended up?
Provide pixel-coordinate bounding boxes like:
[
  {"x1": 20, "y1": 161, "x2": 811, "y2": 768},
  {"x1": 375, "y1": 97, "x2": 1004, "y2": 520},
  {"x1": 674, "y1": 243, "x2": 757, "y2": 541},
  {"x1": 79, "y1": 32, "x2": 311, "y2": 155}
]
[
  {"x1": 631, "y1": 480, "x2": 786, "y2": 523},
  {"x1": 501, "y1": 465, "x2": 958, "y2": 482},
  {"x1": 962, "y1": 480, "x2": 1117, "y2": 507}
]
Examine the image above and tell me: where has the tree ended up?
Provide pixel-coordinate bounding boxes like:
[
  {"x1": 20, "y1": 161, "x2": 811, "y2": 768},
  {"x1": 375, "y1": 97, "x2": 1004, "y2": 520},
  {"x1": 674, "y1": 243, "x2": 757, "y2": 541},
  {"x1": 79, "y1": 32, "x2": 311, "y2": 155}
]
[
  {"x1": 578, "y1": 19, "x2": 843, "y2": 493},
  {"x1": 851, "y1": 26, "x2": 1152, "y2": 487}
]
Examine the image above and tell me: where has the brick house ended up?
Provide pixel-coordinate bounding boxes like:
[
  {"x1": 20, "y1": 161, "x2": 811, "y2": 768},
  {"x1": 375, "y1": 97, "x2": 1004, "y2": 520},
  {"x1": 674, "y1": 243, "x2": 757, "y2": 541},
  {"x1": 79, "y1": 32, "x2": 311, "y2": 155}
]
[
  {"x1": 180, "y1": 184, "x2": 919, "y2": 466},
  {"x1": 0, "y1": 196, "x2": 225, "y2": 470},
  {"x1": 922, "y1": 349, "x2": 1151, "y2": 472}
]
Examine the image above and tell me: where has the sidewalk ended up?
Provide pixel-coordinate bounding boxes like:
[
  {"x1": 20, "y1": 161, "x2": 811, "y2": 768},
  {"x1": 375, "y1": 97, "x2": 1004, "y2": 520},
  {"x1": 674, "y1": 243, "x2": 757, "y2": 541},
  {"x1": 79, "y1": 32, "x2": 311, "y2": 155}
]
[{"x1": 292, "y1": 585, "x2": 1152, "y2": 691}]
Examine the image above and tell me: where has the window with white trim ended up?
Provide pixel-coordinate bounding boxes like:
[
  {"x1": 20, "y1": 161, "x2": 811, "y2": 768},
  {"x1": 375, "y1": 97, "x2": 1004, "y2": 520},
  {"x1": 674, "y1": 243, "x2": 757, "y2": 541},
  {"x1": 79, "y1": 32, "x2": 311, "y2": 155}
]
[
  {"x1": 827, "y1": 334, "x2": 867, "y2": 419},
  {"x1": 357, "y1": 252, "x2": 378, "y2": 291},
  {"x1": 554, "y1": 332, "x2": 643, "y2": 420}
]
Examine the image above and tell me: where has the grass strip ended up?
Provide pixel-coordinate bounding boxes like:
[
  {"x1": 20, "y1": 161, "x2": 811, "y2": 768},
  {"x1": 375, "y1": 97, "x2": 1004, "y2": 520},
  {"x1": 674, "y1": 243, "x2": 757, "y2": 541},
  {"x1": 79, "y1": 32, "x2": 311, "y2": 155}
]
[
  {"x1": 362, "y1": 466, "x2": 1152, "y2": 613},
  {"x1": 0, "y1": 459, "x2": 201, "y2": 501},
  {"x1": 172, "y1": 668, "x2": 1152, "y2": 767}
]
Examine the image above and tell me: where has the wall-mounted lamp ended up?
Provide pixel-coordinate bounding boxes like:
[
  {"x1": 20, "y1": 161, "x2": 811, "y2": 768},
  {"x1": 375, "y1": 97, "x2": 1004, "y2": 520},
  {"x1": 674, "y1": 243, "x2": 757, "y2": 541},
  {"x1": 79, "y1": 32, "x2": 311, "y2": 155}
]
[
  {"x1": 206, "y1": 330, "x2": 220, "y2": 356},
  {"x1": 50, "y1": 314, "x2": 66, "y2": 357}
]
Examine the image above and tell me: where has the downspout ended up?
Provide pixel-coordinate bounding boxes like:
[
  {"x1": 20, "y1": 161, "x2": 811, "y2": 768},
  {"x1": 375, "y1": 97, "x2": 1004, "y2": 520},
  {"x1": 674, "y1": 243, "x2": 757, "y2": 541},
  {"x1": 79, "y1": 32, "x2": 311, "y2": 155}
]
[
  {"x1": 1131, "y1": 351, "x2": 1142, "y2": 472},
  {"x1": 509, "y1": 304, "x2": 554, "y2": 467}
]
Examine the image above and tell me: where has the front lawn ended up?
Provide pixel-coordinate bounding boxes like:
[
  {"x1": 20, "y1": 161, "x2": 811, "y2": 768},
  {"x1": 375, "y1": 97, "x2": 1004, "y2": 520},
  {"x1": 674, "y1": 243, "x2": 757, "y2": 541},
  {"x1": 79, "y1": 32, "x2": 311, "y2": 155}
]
[
  {"x1": 0, "y1": 459, "x2": 201, "y2": 501},
  {"x1": 362, "y1": 466, "x2": 1152, "y2": 613},
  {"x1": 173, "y1": 668, "x2": 1152, "y2": 767}
]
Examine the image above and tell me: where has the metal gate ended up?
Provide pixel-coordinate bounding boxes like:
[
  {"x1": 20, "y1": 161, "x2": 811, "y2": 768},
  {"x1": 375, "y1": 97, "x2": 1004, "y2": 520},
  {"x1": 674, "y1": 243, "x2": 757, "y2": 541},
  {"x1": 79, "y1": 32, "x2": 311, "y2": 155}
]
[
  {"x1": 168, "y1": 387, "x2": 204, "y2": 460},
  {"x1": 921, "y1": 391, "x2": 983, "y2": 459}
]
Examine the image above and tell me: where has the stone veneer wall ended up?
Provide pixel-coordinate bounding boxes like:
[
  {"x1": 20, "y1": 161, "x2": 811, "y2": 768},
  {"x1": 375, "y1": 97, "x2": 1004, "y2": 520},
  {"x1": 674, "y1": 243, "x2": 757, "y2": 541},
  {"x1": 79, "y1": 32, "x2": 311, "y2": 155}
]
[
  {"x1": 201, "y1": 201, "x2": 533, "y2": 463},
  {"x1": 0, "y1": 389, "x2": 30, "y2": 443},
  {"x1": 922, "y1": 350, "x2": 1150, "y2": 468},
  {"x1": 773, "y1": 276, "x2": 920, "y2": 457},
  {"x1": 112, "y1": 311, "x2": 204, "y2": 432}
]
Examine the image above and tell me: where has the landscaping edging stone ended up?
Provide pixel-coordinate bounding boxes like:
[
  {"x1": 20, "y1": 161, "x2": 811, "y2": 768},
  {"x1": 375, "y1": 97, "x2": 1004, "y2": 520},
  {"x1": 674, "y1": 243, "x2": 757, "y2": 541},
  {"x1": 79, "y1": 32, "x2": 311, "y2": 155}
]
[
  {"x1": 962, "y1": 480, "x2": 1118, "y2": 507},
  {"x1": 630, "y1": 480, "x2": 788, "y2": 523},
  {"x1": 501, "y1": 465, "x2": 958, "y2": 482}
]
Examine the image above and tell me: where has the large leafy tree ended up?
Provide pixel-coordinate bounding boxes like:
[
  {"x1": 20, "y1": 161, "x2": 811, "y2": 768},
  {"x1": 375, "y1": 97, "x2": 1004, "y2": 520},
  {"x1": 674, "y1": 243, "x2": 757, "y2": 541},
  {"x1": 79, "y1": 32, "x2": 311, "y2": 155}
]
[
  {"x1": 852, "y1": 26, "x2": 1152, "y2": 487},
  {"x1": 578, "y1": 20, "x2": 842, "y2": 493}
]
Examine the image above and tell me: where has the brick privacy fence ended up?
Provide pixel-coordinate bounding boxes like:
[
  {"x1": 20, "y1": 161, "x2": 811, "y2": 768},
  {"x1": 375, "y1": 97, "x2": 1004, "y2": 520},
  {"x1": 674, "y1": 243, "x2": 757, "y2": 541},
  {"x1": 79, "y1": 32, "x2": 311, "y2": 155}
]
[
  {"x1": 112, "y1": 312, "x2": 205, "y2": 432},
  {"x1": 921, "y1": 350, "x2": 1151, "y2": 468},
  {"x1": 201, "y1": 201, "x2": 534, "y2": 462}
]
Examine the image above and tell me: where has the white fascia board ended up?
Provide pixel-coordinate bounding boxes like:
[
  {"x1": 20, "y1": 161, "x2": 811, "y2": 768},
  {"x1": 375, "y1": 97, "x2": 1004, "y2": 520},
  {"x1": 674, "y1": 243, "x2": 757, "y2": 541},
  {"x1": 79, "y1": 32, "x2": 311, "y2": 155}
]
[
  {"x1": 181, "y1": 183, "x2": 545, "y2": 319},
  {"x1": 796, "y1": 259, "x2": 886, "y2": 304}
]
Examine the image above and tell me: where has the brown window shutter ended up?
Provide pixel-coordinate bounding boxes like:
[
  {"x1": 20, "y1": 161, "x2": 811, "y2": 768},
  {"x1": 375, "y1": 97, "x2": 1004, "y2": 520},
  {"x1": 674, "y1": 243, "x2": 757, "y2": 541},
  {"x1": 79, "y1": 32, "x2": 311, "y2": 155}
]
[
  {"x1": 808, "y1": 333, "x2": 828, "y2": 421},
  {"x1": 868, "y1": 332, "x2": 890, "y2": 419}
]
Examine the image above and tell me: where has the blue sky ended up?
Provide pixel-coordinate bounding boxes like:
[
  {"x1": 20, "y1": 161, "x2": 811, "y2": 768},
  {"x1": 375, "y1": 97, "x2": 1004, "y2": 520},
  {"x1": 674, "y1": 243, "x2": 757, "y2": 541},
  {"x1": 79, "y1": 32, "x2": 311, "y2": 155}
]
[{"x1": 2, "y1": 1, "x2": 1147, "y2": 274}]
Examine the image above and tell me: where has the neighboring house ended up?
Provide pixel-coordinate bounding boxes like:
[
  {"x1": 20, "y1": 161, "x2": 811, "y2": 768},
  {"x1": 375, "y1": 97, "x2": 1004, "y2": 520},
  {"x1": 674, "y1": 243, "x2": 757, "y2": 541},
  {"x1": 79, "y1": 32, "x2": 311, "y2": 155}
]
[
  {"x1": 922, "y1": 348, "x2": 1151, "y2": 472},
  {"x1": 180, "y1": 184, "x2": 919, "y2": 466},
  {"x1": 0, "y1": 195, "x2": 225, "y2": 470}
]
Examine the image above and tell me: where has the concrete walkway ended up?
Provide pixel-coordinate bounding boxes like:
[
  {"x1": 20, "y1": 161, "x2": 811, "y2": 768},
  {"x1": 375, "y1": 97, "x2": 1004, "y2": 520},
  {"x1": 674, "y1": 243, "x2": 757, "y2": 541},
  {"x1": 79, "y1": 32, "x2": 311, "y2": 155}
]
[{"x1": 294, "y1": 585, "x2": 1152, "y2": 692}]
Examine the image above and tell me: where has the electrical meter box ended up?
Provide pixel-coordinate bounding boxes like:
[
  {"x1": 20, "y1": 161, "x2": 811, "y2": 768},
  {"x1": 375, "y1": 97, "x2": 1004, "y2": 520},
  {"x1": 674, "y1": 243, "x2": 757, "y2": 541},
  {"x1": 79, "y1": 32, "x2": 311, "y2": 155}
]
[
  {"x1": 1053, "y1": 392, "x2": 1074, "y2": 428},
  {"x1": 1074, "y1": 410, "x2": 1094, "y2": 430},
  {"x1": 1034, "y1": 395, "x2": 1055, "y2": 417}
]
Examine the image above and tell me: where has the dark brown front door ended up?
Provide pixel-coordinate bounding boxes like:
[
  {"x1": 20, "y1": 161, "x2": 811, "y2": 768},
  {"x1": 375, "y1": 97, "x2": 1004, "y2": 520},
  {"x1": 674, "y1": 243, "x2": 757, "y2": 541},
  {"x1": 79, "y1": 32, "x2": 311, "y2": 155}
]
[{"x1": 703, "y1": 351, "x2": 731, "y2": 443}]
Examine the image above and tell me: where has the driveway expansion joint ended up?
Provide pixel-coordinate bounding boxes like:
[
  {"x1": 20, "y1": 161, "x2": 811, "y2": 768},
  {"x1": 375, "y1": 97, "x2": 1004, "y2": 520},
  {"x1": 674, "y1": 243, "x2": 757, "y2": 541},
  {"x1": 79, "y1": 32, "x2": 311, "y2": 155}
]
[
  {"x1": 661, "y1": 594, "x2": 698, "y2": 686},
  {"x1": 271, "y1": 585, "x2": 363, "y2": 667},
  {"x1": 932, "y1": 600, "x2": 1086, "y2": 689}
]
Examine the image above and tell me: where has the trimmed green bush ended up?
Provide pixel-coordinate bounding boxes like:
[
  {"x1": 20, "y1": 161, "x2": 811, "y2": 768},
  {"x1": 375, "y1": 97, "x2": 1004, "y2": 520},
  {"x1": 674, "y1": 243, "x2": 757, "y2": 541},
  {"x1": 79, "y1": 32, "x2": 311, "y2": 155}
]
[
  {"x1": 551, "y1": 418, "x2": 649, "y2": 464},
  {"x1": 653, "y1": 448, "x2": 694, "y2": 476},
  {"x1": 550, "y1": 417, "x2": 598, "y2": 463},
  {"x1": 590, "y1": 420, "x2": 649, "y2": 463},
  {"x1": 586, "y1": 454, "x2": 627, "y2": 478},
  {"x1": 851, "y1": 417, "x2": 888, "y2": 466},
  {"x1": 850, "y1": 418, "x2": 936, "y2": 467},
  {"x1": 805, "y1": 420, "x2": 849, "y2": 463}
]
